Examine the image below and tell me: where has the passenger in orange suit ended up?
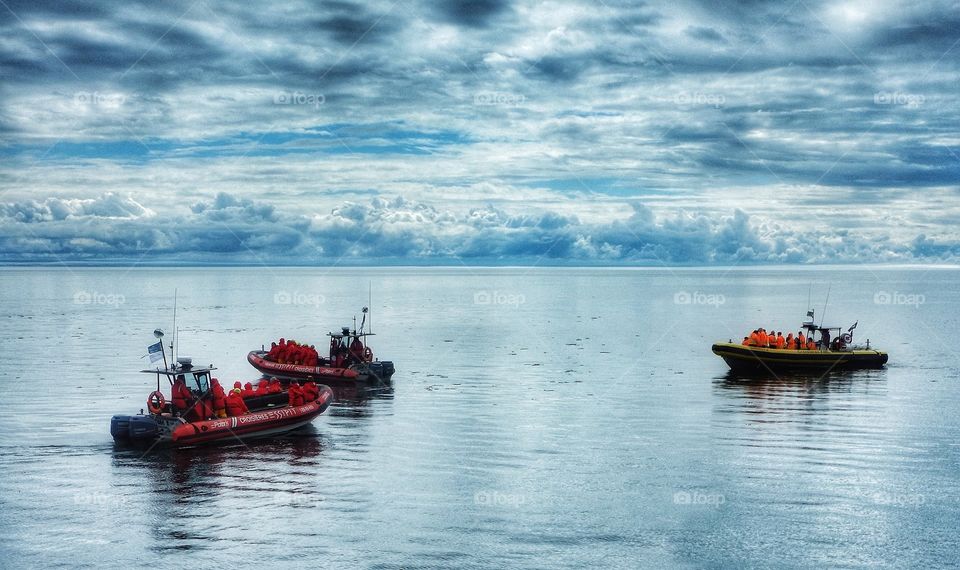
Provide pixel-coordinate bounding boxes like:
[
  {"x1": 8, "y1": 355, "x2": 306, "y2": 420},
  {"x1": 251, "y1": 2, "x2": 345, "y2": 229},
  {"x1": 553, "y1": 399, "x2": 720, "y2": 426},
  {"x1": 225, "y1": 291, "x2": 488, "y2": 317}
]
[
  {"x1": 211, "y1": 379, "x2": 227, "y2": 418},
  {"x1": 288, "y1": 381, "x2": 304, "y2": 407},
  {"x1": 786, "y1": 333, "x2": 794, "y2": 348},
  {"x1": 742, "y1": 336, "x2": 751, "y2": 346},
  {"x1": 172, "y1": 376, "x2": 191, "y2": 413},
  {"x1": 748, "y1": 330, "x2": 759, "y2": 346},
  {"x1": 806, "y1": 339, "x2": 817, "y2": 350},
  {"x1": 225, "y1": 388, "x2": 249, "y2": 416},
  {"x1": 776, "y1": 332, "x2": 786, "y2": 349},
  {"x1": 797, "y1": 332, "x2": 806, "y2": 349}
]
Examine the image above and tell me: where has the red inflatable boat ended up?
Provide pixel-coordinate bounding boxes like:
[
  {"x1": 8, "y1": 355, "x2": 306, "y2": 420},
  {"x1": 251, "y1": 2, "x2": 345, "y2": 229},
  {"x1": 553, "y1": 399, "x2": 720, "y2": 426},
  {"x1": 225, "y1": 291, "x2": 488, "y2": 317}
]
[
  {"x1": 251, "y1": 317, "x2": 395, "y2": 383},
  {"x1": 110, "y1": 346, "x2": 334, "y2": 447}
]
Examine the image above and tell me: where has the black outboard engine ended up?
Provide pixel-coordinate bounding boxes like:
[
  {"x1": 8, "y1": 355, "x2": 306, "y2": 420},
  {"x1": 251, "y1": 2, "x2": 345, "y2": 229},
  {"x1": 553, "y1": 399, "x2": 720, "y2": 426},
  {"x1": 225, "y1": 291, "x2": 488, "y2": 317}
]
[{"x1": 111, "y1": 415, "x2": 160, "y2": 441}]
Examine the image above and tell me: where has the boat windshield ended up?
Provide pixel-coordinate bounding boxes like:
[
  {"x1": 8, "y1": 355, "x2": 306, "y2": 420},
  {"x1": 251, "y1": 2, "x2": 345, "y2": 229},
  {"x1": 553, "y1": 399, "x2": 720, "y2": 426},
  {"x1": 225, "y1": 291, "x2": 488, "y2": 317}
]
[{"x1": 174, "y1": 371, "x2": 210, "y2": 393}]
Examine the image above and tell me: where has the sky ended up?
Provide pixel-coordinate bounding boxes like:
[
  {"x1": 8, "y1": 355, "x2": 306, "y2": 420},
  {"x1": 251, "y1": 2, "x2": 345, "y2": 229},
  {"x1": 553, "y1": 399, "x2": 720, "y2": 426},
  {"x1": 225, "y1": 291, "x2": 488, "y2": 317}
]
[{"x1": 0, "y1": 0, "x2": 958, "y2": 265}]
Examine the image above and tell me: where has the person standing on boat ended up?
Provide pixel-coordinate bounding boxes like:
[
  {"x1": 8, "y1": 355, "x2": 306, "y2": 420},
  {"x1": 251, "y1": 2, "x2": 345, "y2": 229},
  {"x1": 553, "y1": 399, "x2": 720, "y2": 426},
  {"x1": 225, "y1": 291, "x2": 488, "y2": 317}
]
[
  {"x1": 171, "y1": 375, "x2": 191, "y2": 415},
  {"x1": 211, "y1": 379, "x2": 227, "y2": 418}
]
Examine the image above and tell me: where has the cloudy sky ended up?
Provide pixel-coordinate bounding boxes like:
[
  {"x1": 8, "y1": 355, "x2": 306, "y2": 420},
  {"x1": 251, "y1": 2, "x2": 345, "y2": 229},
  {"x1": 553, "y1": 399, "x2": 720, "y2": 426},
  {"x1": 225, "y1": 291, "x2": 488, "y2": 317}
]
[{"x1": 0, "y1": 0, "x2": 958, "y2": 264}]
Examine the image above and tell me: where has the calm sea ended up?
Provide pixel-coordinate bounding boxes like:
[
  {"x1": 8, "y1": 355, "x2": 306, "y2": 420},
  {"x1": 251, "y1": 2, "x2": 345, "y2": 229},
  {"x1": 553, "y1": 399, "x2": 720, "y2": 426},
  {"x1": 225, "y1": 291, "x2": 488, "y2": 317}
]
[{"x1": 0, "y1": 266, "x2": 958, "y2": 568}]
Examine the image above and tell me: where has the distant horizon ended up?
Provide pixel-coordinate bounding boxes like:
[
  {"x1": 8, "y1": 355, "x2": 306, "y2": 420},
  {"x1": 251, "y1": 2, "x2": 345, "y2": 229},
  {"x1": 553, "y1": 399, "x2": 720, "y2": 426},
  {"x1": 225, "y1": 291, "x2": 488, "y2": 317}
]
[{"x1": 2, "y1": 260, "x2": 958, "y2": 270}]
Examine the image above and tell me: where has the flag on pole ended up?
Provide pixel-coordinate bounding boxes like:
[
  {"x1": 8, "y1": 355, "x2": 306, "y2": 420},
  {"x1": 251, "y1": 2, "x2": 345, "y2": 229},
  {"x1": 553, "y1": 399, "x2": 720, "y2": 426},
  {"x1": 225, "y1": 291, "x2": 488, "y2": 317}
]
[
  {"x1": 147, "y1": 341, "x2": 164, "y2": 363},
  {"x1": 848, "y1": 321, "x2": 858, "y2": 332},
  {"x1": 806, "y1": 309, "x2": 815, "y2": 319}
]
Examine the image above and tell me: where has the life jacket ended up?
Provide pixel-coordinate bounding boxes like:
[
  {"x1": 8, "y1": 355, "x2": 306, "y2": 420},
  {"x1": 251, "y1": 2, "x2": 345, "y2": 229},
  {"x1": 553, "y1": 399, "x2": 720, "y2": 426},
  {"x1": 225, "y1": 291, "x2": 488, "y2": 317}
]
[
  {"x1": 225, "y1": 392, "x2": 248, "y2": 416},
  {"x1": 172, "y1": 381, "x2": 190, "y2": 410},
  {"x1": 288, "y1": 384, "x2": 304, "y2": 407},
  {"x1": 776, "y1": 335, "x2": 786, "y2": 349},
  {"x1": 807, "y1": 340, "x2": 816, "y2": 350},
  {"x1": 748, "y1": 332, "x2": 759, "y2": 346},
  {"x1": 211, "y1": 381, "x2": 226, "y2": 410}
]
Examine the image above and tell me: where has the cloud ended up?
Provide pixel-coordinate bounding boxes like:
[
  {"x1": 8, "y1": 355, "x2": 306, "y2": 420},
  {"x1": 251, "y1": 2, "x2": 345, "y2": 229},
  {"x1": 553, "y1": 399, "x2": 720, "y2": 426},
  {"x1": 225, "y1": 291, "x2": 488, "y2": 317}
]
[
  {"x1": 0, "y1": 0, "x2": 957, "y2": 265},
  {"x1": 1, "y1": 192, "x2": 955, "y2": 264}
]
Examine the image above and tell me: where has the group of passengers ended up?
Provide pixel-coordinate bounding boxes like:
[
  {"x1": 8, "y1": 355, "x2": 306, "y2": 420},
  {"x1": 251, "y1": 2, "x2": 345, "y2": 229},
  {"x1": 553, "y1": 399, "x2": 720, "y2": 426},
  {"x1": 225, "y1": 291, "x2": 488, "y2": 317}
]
[
  {"x1": 741, "y1": 328, "x2": 818, "y2": 350},
  {"x1": 266, "y1": 338, "x2": 320, "y2": 366},
  {"x1": 170, "y1": 375, "x2": 321, "y2": 420},
  {"x1": 266, "y1": 335, "x2": 368, "y2": 368}
]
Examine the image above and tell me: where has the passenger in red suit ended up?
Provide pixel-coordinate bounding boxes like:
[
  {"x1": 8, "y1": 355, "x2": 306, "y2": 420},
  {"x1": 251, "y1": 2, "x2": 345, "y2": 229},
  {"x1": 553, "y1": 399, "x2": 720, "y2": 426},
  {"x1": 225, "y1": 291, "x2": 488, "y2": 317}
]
[
  {"x1": 303, "y1": 381, "x2": 319, "y2": 402},
  {"x1": 269, "y1": 378, "x2": 282, "y2": 394},
  {"x1": 225, "y1": 388, "x2": 249, "y2": 416},
  {"x1": 266, "y1": 342, "x2": 279, "y2": 361},
  {"x1": 233, "y1": 381, "x2": 242, "y2": 392},
  {"x1": 171, "y1": 376, "x2": 190, "y2": 413},
  {"x1": 242, "y1": 382, "x2": 255, "y2": 398},
  {"x1": 288, "y1": 381, "x2": 304, "y2": 407},
  {"x1": 256, "y1": 378, "x2": 271, "y2": 395},
  {"x1": 211, "y1": 379, "x2": 227, "y2": 418},
  {"x1": 350, "y1": 337, "x2": 364, "y2": 361}
]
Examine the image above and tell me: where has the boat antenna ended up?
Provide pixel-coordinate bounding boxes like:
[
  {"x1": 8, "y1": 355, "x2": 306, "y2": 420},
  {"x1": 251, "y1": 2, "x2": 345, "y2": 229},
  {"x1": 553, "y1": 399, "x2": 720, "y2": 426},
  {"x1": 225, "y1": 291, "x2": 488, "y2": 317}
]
[
  {"x1": 368, "y1": 281, "x2": 373, "y2": 334},
  {"x1": 807, "y1": 282, "x2": 812, "y2": 314},
  {"x1": 172, "y1": 288, "x2": 178, "y2": 364},
  {"x1": 819, "y1": 284, "x2": 831, "y2": 330}
]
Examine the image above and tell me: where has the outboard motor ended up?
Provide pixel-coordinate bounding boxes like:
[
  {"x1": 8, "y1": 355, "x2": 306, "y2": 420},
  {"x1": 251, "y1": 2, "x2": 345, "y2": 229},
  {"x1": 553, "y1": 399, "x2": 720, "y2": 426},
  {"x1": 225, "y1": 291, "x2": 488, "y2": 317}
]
[
  {"x1": 110, "y1": 415, "x2": 132, "y2": 440},
  {"x1": 111, "y1": 415, "x2": 160, "y2": 441},
  {"x1": 127, "y1": 416, "x2": 160, "y2": 440}
]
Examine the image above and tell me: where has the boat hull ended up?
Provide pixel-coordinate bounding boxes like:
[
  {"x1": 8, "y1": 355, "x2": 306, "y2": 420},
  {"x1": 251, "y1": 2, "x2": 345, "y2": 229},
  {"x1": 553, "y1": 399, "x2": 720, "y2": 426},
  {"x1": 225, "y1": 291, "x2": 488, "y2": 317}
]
[
  {"x1": 711, "y1": 342, "x2": 888, "y2": 373},
  {"x1": 247, "y1": 350, "x2": 394, "y2": 383}
]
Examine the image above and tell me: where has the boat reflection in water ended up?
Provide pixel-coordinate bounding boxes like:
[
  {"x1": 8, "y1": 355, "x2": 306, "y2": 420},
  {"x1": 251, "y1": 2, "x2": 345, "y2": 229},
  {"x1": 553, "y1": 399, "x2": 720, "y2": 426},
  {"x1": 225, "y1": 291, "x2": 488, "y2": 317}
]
[{"x1": 712, "y1": 367, "x2": 888, "y2": 419}]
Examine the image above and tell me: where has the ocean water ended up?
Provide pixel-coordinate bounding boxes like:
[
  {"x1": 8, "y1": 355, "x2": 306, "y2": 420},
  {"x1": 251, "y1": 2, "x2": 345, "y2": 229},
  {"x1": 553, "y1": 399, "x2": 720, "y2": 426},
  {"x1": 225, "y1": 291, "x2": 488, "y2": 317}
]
[{"x1": 0, "y1": 266, "x2": 958, "y2": 569}]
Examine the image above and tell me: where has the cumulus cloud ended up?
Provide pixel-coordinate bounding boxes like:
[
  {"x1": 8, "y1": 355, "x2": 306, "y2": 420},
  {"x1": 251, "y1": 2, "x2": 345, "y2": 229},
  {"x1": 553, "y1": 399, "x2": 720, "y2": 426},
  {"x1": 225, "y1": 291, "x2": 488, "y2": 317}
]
[{"x1": 0, "y1": 192, "x2": 955, "y2": 264}]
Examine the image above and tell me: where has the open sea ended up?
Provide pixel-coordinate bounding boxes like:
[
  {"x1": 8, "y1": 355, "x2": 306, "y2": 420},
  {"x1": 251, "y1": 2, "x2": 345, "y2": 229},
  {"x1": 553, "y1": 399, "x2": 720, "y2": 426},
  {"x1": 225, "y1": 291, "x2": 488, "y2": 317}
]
[{"x1": 0, "y1": 266, "x2": 958, "y2": 569}]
